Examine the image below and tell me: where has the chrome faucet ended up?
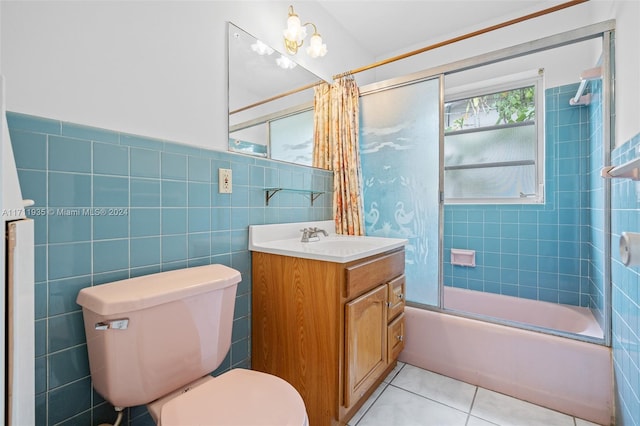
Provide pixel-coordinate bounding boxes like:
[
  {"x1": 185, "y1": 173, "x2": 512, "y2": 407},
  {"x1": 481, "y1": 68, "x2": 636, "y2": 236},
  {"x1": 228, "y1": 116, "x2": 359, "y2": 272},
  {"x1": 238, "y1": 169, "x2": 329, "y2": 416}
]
[{"x1": 300, "y1": 227, "x2": 328, "y2": 242}]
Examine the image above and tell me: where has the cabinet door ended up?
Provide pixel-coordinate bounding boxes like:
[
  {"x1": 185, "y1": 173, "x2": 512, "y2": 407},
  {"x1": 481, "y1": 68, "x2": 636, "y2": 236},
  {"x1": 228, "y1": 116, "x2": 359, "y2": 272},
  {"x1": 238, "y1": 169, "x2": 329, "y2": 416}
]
[{"x1": 344, "y1": 284, "x2": 388, "y2": 408}]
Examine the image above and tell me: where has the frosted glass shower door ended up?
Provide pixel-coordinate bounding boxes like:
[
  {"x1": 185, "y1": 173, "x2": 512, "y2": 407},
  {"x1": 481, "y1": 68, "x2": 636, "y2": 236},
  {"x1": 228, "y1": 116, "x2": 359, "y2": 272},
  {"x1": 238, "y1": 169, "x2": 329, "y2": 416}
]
[{"x1": 359, "y1": 77, "x2": 441, "y2": 306}]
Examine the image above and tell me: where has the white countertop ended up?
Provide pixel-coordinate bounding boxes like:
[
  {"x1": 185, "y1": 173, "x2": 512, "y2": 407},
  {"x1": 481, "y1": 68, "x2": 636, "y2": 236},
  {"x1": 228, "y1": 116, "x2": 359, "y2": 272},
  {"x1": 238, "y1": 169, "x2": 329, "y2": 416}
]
[{"x1": 249, "y1": 221, "x2": 407, "y2": 263}]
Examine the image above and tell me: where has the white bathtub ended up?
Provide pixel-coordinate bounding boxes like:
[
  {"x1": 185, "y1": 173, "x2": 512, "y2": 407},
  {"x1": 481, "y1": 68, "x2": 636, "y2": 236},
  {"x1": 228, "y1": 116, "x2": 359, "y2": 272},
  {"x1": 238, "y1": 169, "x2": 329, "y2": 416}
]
[{"x1": 399, "y1": 287, "x2": 613, "y2": 425}]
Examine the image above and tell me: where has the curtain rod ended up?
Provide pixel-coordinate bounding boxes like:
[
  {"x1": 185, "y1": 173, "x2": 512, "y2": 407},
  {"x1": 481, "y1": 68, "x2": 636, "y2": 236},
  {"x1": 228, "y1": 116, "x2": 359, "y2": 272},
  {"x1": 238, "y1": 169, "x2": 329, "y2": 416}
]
[
  {"x1": 231, "y1": 0, "x2": 588, "y2": 114},
  {"x1": 333, "y1": 0, "x2": 589, "y2": 79},
  {"x1": 229, "y1": 80, "x2": 324, "y2": 115}
]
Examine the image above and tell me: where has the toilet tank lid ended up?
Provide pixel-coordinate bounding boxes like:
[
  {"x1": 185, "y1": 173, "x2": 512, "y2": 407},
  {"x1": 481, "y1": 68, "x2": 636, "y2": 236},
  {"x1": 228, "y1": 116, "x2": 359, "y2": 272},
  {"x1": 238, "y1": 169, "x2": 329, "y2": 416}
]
[{"x1": 76, "y1": 264, "x2": 241, "y2": 315}]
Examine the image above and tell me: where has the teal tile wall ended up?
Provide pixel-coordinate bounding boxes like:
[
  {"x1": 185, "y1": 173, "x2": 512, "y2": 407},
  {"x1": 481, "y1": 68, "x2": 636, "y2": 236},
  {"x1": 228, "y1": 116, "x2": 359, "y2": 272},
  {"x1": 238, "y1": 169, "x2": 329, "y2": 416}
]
[
  {"x1": 611, "y1": 133, "x2": 640, "y2": 426},
  {"x1": 587, "y1": 78, "x2": 607, "y2": 328},
  {"x1": 7, "y1": 112, "x2": 333, "y2": 426},
  {"x1": 443, "y1": 83, "x2": 593, "y2": 306}
]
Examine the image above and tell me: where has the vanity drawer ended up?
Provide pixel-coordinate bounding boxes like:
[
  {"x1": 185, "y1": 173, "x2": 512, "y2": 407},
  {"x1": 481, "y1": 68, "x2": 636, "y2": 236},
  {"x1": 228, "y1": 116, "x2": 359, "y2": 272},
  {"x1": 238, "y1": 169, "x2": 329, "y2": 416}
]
[
  {"x1": 387, "y1": 275, "x2": 405, "y2": 321},
  {"x1": 387, "y1": 312, "x2": 405, "y2": 361},
  {"x1": 345, "y1": 250, "x2": 405, "y2": 299}
]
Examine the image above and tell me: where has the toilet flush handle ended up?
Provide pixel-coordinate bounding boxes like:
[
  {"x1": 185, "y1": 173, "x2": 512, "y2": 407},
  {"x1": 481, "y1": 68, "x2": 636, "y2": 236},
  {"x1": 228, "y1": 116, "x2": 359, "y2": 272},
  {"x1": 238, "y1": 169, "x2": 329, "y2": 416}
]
[{"x1": 95, "y1": 318, "x2": 129, "y2": 330}]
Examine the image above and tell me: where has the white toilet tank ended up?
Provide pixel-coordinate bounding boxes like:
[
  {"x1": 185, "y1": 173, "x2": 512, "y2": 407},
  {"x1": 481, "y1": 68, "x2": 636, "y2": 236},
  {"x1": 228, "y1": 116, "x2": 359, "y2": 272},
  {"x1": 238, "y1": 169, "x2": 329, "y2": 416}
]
[{"x1": 76, "y1": 264, "x2": 241, "y2": 408}]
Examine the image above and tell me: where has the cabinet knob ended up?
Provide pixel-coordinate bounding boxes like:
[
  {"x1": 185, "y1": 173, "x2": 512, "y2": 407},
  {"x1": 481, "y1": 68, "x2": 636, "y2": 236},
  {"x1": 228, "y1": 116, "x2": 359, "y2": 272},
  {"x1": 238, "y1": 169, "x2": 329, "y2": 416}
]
[
  {"x1": 396, "y1": 335, "x2": 403, "y2": 342},
  {"x1": 398, "y1": 293, "x2": 404, "y2": 299}
]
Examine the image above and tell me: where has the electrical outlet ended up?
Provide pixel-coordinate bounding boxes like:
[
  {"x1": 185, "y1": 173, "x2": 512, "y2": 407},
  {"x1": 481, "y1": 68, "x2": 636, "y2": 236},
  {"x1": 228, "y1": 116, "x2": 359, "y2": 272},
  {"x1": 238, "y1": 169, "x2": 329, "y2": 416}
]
[{"x1": 219, "y1": 168, "x2": 232, "y2": 193}]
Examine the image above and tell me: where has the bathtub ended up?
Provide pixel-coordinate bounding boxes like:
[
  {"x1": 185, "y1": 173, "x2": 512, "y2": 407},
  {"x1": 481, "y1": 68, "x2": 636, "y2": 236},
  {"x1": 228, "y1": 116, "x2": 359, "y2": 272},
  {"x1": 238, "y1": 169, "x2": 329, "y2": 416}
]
[
  {"x1": 399, "y1": 287, "x2": 613, "y2": 425},
  {"x1": 445, "y1": 286, "x2": 604, "y2": 339}
]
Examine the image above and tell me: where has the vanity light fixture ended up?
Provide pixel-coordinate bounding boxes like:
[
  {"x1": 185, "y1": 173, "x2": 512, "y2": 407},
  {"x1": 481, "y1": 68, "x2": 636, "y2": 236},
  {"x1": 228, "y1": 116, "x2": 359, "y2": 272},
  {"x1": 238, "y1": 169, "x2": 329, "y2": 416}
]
[{"x1": 283, "y1": 5, "x2": 327, "y2": 58}]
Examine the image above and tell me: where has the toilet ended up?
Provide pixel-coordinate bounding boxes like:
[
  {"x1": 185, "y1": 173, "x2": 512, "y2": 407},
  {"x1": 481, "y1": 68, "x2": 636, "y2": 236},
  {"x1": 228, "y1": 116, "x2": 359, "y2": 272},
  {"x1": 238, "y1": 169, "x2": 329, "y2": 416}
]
[{"x1": 76, "y1": 264, "x2": 308, "y2": 426}]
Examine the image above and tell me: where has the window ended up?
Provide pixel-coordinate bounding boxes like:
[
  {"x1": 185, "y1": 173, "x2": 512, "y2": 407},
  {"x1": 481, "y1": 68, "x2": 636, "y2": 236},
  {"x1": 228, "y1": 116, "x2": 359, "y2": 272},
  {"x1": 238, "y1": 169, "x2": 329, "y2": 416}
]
[
  {"x1": 228, "y1": 105, "x2": 314, "y2": 166},
  {"x1": 444, "y1": 74, "x2": 544, "y2": 203},
  {"x1": 270, "y1": 109, "x2": 314, "y2": 166}
]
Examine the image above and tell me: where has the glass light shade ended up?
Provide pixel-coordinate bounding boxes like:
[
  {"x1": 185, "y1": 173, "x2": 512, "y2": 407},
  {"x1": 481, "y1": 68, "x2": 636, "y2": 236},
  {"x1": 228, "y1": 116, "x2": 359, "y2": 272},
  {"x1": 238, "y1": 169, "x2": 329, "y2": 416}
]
[
  {"x1": 306, "y1": 33, "x2": 327, "y2": 58},
  {"x1": 284, "y1": 14, "x2": 306, "y2": 42},
  {"x1": 251, "y1": 40, "x2": 274, "y2": 56},
  {"x1": 276, "y1": 55, "x2": 297, "y2": 70}
]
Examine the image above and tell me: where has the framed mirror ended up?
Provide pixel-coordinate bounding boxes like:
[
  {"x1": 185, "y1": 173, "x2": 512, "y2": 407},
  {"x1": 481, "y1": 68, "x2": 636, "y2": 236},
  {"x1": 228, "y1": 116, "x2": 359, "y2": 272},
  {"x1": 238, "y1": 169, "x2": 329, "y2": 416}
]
[{"x1": 227, "y1": 22, "x2": 327, "y2": 166}]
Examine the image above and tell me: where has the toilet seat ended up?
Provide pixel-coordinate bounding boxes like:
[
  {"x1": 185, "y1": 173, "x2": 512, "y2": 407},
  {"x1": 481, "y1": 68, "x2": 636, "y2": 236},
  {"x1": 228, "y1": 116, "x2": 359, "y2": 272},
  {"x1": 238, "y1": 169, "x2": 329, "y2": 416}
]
[{"x1": 160, "y1": 369, "x2": 308, "y2": 426}]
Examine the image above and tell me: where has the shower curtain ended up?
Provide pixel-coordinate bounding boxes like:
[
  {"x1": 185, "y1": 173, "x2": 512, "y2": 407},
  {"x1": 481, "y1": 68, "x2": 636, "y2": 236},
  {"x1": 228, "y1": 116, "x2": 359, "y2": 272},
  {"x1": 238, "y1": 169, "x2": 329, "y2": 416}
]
[{"x1": 313, "y1": 76, "x2": 364, "y2": 235}]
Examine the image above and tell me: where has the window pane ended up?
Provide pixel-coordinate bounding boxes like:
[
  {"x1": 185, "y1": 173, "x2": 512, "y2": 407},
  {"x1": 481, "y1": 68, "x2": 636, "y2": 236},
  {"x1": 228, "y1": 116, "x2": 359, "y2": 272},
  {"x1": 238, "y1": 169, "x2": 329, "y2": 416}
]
[
  {"x1": 445, "y1": 164, "x2": 536, "y2": 199},
  {"x1": 445, "y1": 123, "x2": 536, "y2": 168},
  {"x1": 445, "y1": 86, "x2": 535, "y2": 132},
  {"x1": 445, "y1": 124, "x2": 536, "y2": 199},
  {"x1": 270, "y1": 109, "x2": 314, "y2": 166}
]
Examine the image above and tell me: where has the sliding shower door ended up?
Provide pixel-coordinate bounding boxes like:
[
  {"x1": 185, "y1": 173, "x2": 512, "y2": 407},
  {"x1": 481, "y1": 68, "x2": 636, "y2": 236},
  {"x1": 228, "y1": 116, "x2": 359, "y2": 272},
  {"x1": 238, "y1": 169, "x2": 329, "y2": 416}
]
[{"x1": 359, "y1": 77, "x2": 442, "y2": 306}]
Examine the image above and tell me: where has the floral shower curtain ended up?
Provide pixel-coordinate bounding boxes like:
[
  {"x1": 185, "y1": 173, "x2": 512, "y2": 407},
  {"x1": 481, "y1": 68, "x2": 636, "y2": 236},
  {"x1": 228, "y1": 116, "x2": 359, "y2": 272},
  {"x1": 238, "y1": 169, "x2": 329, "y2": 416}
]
[
  {"x1": 313, "y1": 82, "x2": 331, "y2": 169},
  {"x1": 313, "y1": 76, "x2": 364, "y2": 236}
]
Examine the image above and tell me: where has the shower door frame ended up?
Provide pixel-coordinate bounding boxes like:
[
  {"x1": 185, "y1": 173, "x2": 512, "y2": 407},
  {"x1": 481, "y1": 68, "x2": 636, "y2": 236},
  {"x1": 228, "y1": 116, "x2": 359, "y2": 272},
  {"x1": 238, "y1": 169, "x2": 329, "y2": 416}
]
[{"x1": 360, "y1": 20, "x2": 615, "y2": 346}]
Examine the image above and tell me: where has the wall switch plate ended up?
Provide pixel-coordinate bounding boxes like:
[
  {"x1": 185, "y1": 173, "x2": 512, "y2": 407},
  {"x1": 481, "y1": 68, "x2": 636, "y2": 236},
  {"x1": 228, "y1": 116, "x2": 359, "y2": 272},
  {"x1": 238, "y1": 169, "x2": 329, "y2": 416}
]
[{"x1": 219, "y1": 168, "x2": 232, "y2": 193}]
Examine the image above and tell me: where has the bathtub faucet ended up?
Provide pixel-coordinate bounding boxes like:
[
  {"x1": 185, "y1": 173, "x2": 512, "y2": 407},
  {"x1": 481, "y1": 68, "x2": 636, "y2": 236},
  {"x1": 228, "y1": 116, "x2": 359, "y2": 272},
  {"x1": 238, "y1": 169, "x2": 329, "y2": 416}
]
[{"x1": 300, "y1": 227, "x2": 328, "y2": 242}]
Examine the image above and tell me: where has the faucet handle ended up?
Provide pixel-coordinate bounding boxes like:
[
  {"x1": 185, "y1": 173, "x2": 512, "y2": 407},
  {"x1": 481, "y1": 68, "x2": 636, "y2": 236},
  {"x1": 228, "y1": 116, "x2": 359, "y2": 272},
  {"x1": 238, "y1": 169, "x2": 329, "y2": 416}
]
[{"x1": 311, "y1": 227, "x2": 328, "y2": 236}]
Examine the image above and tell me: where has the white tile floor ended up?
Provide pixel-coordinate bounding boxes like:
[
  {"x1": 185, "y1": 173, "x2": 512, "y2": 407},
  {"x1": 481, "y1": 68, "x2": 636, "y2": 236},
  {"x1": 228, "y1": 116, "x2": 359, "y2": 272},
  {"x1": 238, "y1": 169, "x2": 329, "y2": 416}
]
[{"x1": 348, "y1": 363, "x2": 603, "y2": 426}]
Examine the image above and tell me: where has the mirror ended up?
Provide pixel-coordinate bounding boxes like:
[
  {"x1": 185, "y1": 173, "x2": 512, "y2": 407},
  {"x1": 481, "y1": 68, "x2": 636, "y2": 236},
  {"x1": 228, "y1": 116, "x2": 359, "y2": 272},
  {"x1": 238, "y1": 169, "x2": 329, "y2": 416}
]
[{"x1": 228, "y1": 22, "x2": 327, "y2": 166}]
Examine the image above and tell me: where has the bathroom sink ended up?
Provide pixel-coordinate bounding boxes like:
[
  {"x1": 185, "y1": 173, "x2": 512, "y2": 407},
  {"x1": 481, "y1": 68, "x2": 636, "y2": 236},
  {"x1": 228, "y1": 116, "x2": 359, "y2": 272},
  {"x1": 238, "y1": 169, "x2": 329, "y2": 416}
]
[{"x1": 249, "y1": 221, "x2": 407, "y2": 263}]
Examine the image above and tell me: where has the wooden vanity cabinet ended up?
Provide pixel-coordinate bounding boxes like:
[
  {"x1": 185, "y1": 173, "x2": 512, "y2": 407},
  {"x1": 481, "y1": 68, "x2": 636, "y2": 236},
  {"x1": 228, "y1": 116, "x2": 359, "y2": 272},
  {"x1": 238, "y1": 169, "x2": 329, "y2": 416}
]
[{"x1": 251, "y1": 247, "x2": 405, "y2": 425}]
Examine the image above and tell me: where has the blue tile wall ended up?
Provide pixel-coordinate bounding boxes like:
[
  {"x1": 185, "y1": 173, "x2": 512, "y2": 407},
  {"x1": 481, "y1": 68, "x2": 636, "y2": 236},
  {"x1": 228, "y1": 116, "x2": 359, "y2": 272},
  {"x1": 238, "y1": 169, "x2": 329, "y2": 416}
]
[
  {"x1": 7, "y1": 112, "x2": 333, "y2": 426},
  {"x1": 587, "y1": 78, "x2": 607, "y2": 329},
  {"x1": 443, "y1": 83, "x2": 594, "y2": 307},
  {"x1": 611, "y1": 133, "x2": 640, "y2": 426}
]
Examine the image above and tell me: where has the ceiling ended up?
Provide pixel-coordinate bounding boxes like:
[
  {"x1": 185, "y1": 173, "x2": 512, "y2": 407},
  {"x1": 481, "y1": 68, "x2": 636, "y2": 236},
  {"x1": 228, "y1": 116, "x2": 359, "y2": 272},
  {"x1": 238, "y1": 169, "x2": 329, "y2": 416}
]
[{"x1": 315, "y1": 0, "x2": 569, "y2": 59}]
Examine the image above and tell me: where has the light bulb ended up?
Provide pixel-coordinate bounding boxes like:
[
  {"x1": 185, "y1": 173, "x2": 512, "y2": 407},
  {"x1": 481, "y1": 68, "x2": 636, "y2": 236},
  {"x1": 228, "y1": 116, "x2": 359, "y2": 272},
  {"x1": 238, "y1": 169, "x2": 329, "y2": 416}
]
[
  {"x1": 251, "y1": 40, "x2": 274, "y2": 56},
  {"x1": 306, "y1": 33, "x2": 327, "y2": 58},
  {"x1": 276, "y1": 55, "x2": 297, "y2": 70},
  {"x1": 284, "y1": 14, "x2": 305, "y2": 42}
]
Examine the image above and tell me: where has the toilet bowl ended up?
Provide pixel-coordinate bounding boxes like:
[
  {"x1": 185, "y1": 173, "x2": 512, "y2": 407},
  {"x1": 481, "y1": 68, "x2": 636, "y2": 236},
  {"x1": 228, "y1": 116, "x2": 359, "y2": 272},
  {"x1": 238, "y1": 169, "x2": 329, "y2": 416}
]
[{"x1": 76, "y1": 264, "x2": 307, "y2": 425}]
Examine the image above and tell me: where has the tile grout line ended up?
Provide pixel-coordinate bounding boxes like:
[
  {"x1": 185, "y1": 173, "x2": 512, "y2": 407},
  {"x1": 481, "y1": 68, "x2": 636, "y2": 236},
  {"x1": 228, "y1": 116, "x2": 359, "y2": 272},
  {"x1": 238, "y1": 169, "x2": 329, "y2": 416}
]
[
  {"x1": 465, "y1": 386, "x2": 479, "y2": 426},
  {"x1": 352, "y1": 382, "x2": 389, "y2": 426},
  {"x1": 353, "y1": 363, "x2": 406, "y2": 426},
  {"x1": 384, "y1": 382, "x2": 471, "y2": 419}
]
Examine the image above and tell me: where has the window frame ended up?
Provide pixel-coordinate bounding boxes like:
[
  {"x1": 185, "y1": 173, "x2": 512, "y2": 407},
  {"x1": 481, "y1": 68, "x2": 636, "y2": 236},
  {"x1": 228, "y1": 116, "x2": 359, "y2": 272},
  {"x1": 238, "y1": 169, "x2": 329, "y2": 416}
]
[
  {"x1": 443, "y1": 71, "x2": 545, "y2": 204},
  {"x1": 228, "y1": 102, "x2": 314, "y2": 165}
]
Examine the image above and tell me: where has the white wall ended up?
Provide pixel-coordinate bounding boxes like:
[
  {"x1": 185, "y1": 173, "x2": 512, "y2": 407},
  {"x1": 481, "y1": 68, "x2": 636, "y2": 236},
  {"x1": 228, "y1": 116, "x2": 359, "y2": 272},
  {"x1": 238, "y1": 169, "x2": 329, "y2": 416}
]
[
  {"x1": 1, "y1": 1, "x2": 638, "y2": 149},
  {"x1": 609, "y1": 0, "x2": 640, "y2": 146},
  {"x1": 0, "y1": 1, "x2": 370, "y2": 150}
]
